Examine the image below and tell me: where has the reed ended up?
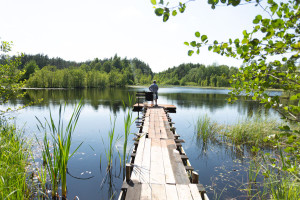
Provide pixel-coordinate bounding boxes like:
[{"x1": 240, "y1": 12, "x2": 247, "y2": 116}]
[
  {"x1": 0, "y1": 121, "x2": 30, "y2": 200},
  {"x1": 36, "y1": 100, "x2": 83, "y2": 199},
  {"x1": 195, "y1": 114, "x2": 219, "y2": 142},
  {"x1": 122, "y1": 95, "x2": 135, "y2": 168},
  {"x1": 103, "y1": 117, "x2": 120, "y2": 171},
  {"x1": 260, "y1": 150, "x2": 300, "y2": 199},
  {"x1": 224, "y1": 115, "x2": 281, "y2": 147}
]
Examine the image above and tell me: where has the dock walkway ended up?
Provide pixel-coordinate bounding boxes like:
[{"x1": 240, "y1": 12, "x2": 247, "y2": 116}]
[{"x1": 119, "y1": 106, "x2": 208, "y2": 200}]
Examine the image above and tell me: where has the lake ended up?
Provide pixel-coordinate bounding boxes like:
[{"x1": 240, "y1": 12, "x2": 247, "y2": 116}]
[{"x1": 1, "y1": 87, "x2": 281, "y2": 200}]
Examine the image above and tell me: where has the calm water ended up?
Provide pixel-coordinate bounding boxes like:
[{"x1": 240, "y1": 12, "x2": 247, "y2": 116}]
[{"x1": 2, "y1": 87, "x2": 281, "y2": 200}]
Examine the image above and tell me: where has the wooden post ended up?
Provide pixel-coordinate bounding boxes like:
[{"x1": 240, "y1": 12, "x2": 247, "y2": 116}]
[
  {"x1": 126, "y1": 163, "x2": 131, "y2": 182},
  {"x1": 192, "y1": 171, "x2": 199, "y2": 184}
]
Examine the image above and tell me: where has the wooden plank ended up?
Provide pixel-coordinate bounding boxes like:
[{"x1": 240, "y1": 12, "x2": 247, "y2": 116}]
[
  {"x1": 125, "y1": 183, "x2": 142, "y2": 200},
  {"x1": 170, "y1": 149, "x2": 190, "y2": 184},
  {"x1": 203, "y1": 193, "x2": 209, "y2": 200},
  {"x1": 189, "y1": 184, "x2": 202, "y2": 200},
  {"x1": 152, "y1": 184, "x2": 167, "y2": 200},
  {"x1": 150, "y1": 138, "x2": 165, "y2": 184},
  {"x1": 161, "y1": 140, "x2": 176, "y2": 184},
  {"x1": 140, "y1": 184, "x2": 151, "y2": 200},
  {"x1": 165, "y1": 184, "x2": 179, "y2": 200},
  {"x1": 140, "y1": 138, "x2": 151, "y2": 184},
  {"x1": 176, "y1": 184, "x2": 193, "y2": 200},
  {"x1": 131, "y1": 134, "x2": 146, "y2": 183}
]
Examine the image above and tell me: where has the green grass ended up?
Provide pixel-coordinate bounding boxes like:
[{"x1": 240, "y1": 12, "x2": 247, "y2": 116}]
[
  {"x1": 102, "y1": 117, "x2": 121, "y2": 171},
  {"x1": 223, "y1": 115, "x2": 281, "y2": 147},
  {"x1": 195, "y1": 114, "x2": 219, "y2": 143},
  {"x1": 122, "y1": 95, "x2": 135, "y2": 168},
  {"x1": 0, "y1": 121, "x2": 30, "y2": 200},
  {"x1": 36, "y1": 100, "x2": 83, "y2": 199}
]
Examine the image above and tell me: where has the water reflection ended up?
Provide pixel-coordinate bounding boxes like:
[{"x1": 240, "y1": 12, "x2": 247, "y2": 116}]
[{"x1": 2, "y1": 87, "x2": 282, "y2": 199}]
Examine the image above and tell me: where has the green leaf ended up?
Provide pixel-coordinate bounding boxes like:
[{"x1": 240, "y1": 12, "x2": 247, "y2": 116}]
[
  {"x1": 155, "y1": 8, "x2": 164, "y2": 16},
  {"x1": 188, "y1": 50, "x2": 194, "y2": 56},
  {"x1": 222, "y1": 43, "x2": 228, "y2": 48},
  {"x1": 159, "y1": 0, "x2": 164, "y2": 4},
  {"x1": 270, "y1": 3, "x2": 278, "y2": 14},
  {"x1": 243, "y1": 30, "x2": 248, "y2": 37},
  {"x1": 195, "y1": 32, "x2": 200, "y2": 38},
  {"x1": 208, "y1": 46, "x2": 213, "y2": 51},
  {"x1": 184, "y1": 42, "x2": 189, "y2": 46},
  {"x1": 190, "y1": 41, "x2": 196, "y2": 47},
  {"x1": 237, "y1": 48, "x2": 243, "y2": 54},
  {"x1": 151, "y1": 0, "x2": 157, "y2": 5},
  {"x1": 242, "y1": 38, "x2": 248, "y2": 44},
  {"x1": 197, "y1": 49, "x2": 200, "y2": 54},
  {"x1": 253, "y1": 19, "x2": 260, "y2": 24},
  {"x1": 242, "y1": 45, "x2": 249, "y2": 52},
  {"x1": 290, "y1": 94, "x2": 299, "y2": 101},
  {"x1": 179, "y1": 3, "x2": 186, "y2": 13},
  {"x1": 256, "y1": 15, "x2": 262, "y2": 21},
  {"x1": 172, "y1": 10, "x2": 177, "y2": 16},
  {"x1": 201, "y1": 35, "x2": 208, "y2": 42},
  {"x1": 163, "y1": 13, "x2": 169, "y2": 22}
]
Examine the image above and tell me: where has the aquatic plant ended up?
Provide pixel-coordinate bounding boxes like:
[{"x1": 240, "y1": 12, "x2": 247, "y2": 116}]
[
  {"x1": 103, "y1": 117, "x2": 120, "y2": 171},
  {"x1": 36, "y1": 100, "x2": 83, "y2": 199},
  {"x1": 0, "y1": 121, "x2": 30, "y2": 200},
  {"x1": 195, "y1": 114, "x2": 219, "y2": 142},
  {"x1": 259, "y1": 149, "x2": 300, "y2": 200},
  {"x1": 223, "y1": 115, "x2": 281, "y2": 147},
  {"x1": 122, "y1": 95, "x2": 135, "y2": 168}
]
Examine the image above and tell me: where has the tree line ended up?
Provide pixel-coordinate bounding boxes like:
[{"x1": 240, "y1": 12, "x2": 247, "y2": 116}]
[
  {"x1": 154, "y1": 63, "x2": 239, "y2": 87},
  {"x1": 2, "y1": 53, "x2": 246, "y2": 88},
  {"x1": 0, "y1": 54, "x2": 153, "y2": 88}
]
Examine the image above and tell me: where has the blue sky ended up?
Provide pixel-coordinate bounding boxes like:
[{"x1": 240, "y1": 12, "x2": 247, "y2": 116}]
[{"x1": 0, "y1": 0, "x2": 266, "y2": 72}]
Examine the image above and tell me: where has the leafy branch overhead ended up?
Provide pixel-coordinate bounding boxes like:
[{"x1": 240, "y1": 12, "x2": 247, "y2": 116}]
[
  {"x1": 154, "y1": 0, "x2": 300, "y2": 122},
  {"x1": 151, "y1": 0, "x2": 188, "y2": 22},
  {"x1": 152, "y1": 0, "x2": 259, "y2": 22}
]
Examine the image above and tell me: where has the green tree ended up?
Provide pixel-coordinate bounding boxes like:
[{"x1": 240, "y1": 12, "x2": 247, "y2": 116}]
[
  {"x1": 22, "y1": 60, "x2": 39, "y2": 80},
  {"x1": 0, "y1": 40, "x2": 25, "y2": 107}
]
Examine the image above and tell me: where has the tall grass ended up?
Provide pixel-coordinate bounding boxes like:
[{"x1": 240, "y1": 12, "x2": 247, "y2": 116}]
[
  {"x1": 259, "y1": 150, "x2": 300, "y2": 199},
  {"x1": 224, "y1": 115, "x2": 281, "y2": 147},
  {"x1": 0, "y1": 121, "x2": 30, "y2": 200},
  {"x1": 36, "y1": 100, "x2": 83, "y2": 199},
  {"x1": 102, "y1": 117, "x2": 120, "y2": 171},
  {"x1": 122, "y1": 95, "x2": 135, "y2": 168},
  {"x1": 195, "y1": 114, "x2": 219, "y2": 142}
]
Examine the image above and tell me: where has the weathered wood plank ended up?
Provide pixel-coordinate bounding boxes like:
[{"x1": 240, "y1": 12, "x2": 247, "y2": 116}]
[
  {"x1": 171, "y1": 149, "x2": 190, "y2": 184},
  {"x1": 140, "y1": 184, "x2": 151, "y2": 200},
  {"x1": 150, "y1": 138, "x2": 165, "y2": 184},
  {"x1": 165, "y1": 184, "x2": 179, "y2": 200},
  {"x1": 140, "y1": 138, "x2": 151, "y2": 183},
  {"x1": 152, "y1": 184, "x2": 167, "y2": 200},
  {"x1": 125, "y1": 183, "x2": 141, "y2": 200},
  {"x1": 131, "y1": 134, "x2": 146, "y2": 183},
  {"x1": 176, "y1": 184, "x2": 193, "y2": 200},
  {"x1": 161, "y1": 140, "x2": 176, "y2": 184},
  {"x1": 189, "y1": 184, "x2": 202, "y2": 200}
]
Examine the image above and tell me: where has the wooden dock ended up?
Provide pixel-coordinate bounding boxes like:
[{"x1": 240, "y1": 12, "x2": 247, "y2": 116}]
[
  {"x1": 119, "y1": 106, "x2": 208, "y2": 200},
  {"x1": 133, "y1": 104, "x2": 177, "y2": 113}
]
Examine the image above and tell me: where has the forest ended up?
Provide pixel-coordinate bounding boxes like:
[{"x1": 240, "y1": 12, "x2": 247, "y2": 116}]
[{"x1": 1, "y1": 53, "x2": 242, "y2": 88}]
